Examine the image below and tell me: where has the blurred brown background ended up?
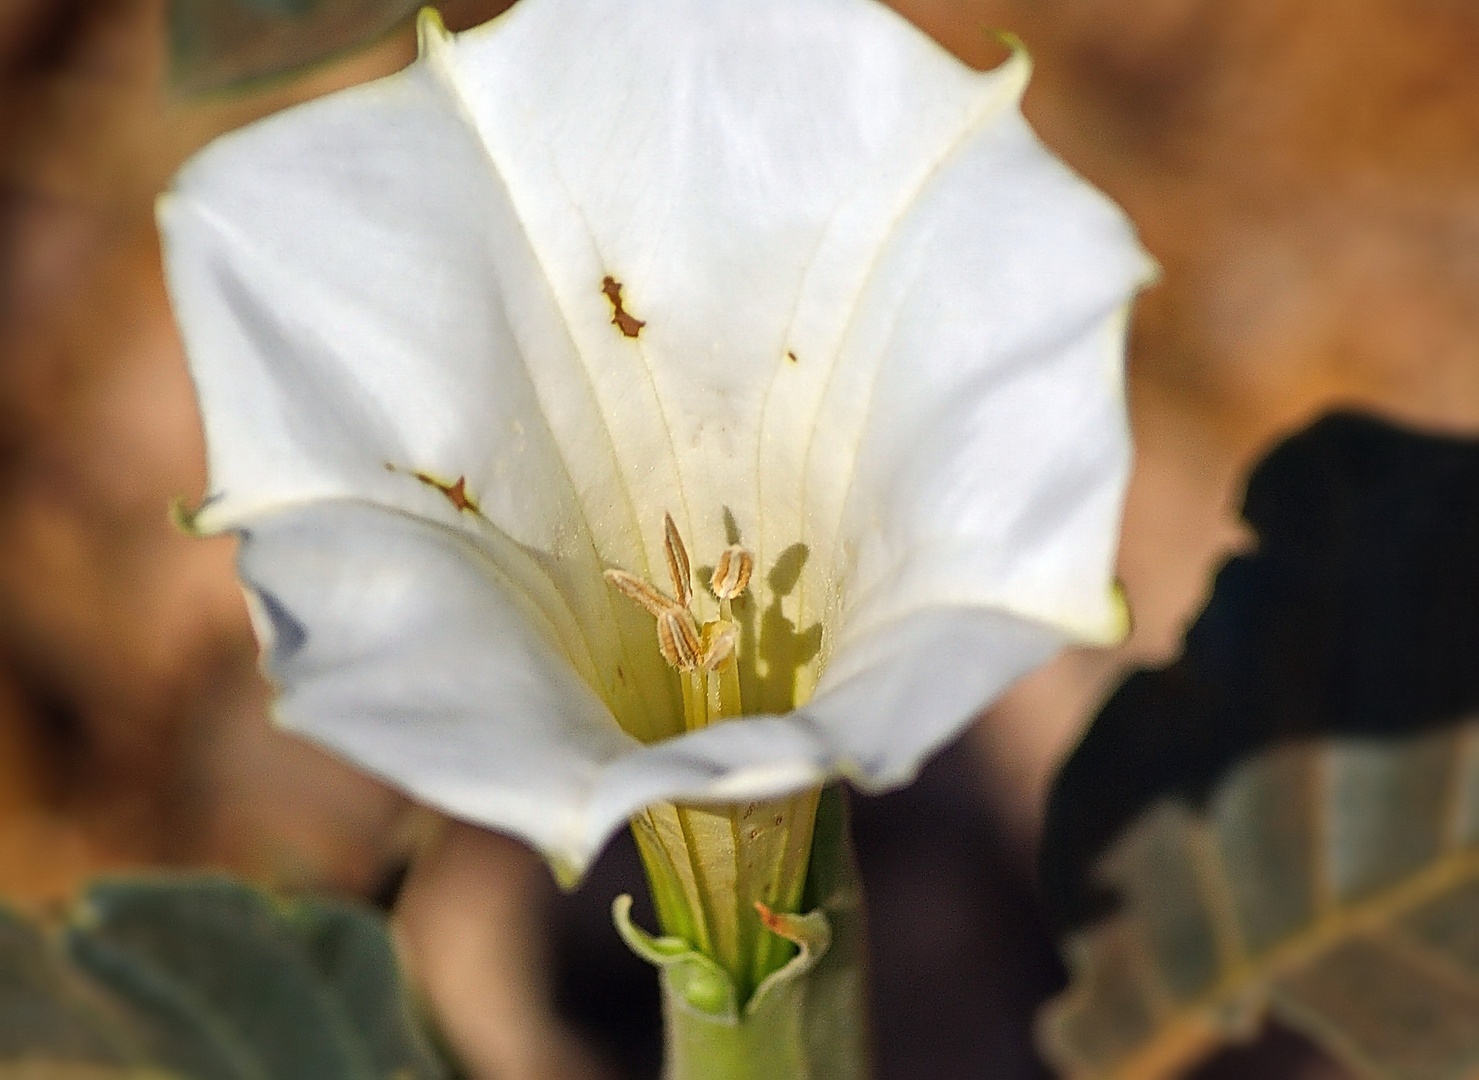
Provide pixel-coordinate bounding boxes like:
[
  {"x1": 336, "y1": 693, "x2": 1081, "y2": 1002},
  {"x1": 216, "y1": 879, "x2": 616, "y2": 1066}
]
[{"x1": 3, "y1": 0, "x2": 1477, "y2": 1076}]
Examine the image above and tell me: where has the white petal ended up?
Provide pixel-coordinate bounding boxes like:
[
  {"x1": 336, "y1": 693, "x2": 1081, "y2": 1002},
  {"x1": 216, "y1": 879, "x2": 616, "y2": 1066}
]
[
  {"x1": 159, "y1": 51, "x2": 684, "y2": 738},
  {"x1": 439, "y1": 0, "x2": 1151, "y2": 638},
  {"x1": 434, "y1": 0, "x2": 1044, "y2": 574},
  {"x1": 800, "y1": 110, "x2": 1149, "y2": 648},
  {"x1": 237, "y1": 500, "x2": 631, "y2": 875},
  {"x1": 163, "y1": 0, "x2": 1152, "y2": 868},
  {"x1": 239, "y1": 500, "x2": 1062, "y2": 874},
  {"x1": 162, "y1": 0, "x2": 1147, "y2": 639},
  {"x1": 161, "y1": 56, "x2": 596, "y2": 551}
]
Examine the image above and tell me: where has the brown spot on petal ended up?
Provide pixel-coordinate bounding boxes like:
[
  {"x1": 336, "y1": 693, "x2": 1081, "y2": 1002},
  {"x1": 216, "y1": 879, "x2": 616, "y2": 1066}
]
[
  {"x1": 415, "y1": 472, "x2": 479, "y2": 514},
  {"x1": 786, "y1": 350, "x2": 798, "y2": 364},
  {"x1": 601, "y1": 276, "x2": 646, "y2": 338}
]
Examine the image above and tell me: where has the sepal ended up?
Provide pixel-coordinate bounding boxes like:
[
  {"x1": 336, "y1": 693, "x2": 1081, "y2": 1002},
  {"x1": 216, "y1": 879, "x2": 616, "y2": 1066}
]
[
  {"x1": 613, "y1": 894, "x2": 740, "y2": 1019},
  {"x1": 748, "y1": 904, "x2": 831, "y2": 1014}
]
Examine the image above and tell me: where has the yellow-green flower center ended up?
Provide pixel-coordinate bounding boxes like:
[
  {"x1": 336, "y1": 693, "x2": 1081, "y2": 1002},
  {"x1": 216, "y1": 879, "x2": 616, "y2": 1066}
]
[{"x1": 606, "y1": 516, "x2": 822, "y2": 1001}]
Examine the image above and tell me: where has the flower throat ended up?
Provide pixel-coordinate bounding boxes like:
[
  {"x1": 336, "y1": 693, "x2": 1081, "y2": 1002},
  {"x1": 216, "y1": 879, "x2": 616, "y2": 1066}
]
[
  {"x1": 605, "y1": 513, "x2": 754, "y2": 731},
  {"x1": 605, "y1": 516, "x2": 821, "y2": 1001}
]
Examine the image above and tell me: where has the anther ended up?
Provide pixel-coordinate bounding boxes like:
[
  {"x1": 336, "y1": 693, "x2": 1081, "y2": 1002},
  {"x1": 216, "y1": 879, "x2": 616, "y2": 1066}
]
[
  {"x1": 606, "y1": 519, "x2": 746, "y2": 679},
  {"x1": 604, "y1": 569, "x2": 675, "y2": 618},
  {"x1": 710, "y1": 546, "x2": 754, "y2": 601},
  {"x1": 663, "y1": 512, "x2": 692, "y2": 608},
  {"x1": 656, "y1": 608, "x2": 704, "y2": 670}
]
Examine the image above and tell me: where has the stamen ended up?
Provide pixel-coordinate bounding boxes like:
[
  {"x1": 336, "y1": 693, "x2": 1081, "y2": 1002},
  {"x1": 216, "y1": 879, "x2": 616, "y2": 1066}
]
[
  {"x1": 604, "y1": 568, "x2": 676, "y2": 618},
  {"x1": 663, "y1": 512, "x2": 693, "y2": 608},
  {"x1": 710, "y1": 546, "x2": 754, "y2": 600},
  {"x1": 656, "y1": 608, "x2": 704, "y2": 670},
  {"x1": 604, "y1": 519, "x2": 748, "y2": 727},
  {"x1": 701, "y1": 621, "x2": 737, "y2": 670}
]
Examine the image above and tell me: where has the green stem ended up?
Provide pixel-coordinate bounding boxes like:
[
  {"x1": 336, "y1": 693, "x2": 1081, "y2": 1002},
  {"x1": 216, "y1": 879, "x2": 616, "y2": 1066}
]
[{"x1": 661, "y1": 967, "x2": 811, "y2": 1080}]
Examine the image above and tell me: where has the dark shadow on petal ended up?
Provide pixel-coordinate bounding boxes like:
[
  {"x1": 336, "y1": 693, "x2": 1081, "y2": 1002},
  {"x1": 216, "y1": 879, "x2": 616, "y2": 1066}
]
[{"x1": 252, "y1": 586, "x2": 308, "y2": 661}]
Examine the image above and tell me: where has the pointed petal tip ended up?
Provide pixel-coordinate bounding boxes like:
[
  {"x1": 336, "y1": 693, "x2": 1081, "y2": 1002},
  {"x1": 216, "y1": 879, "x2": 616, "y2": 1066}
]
[
  {"x1": 996, "y1": 32, "x2": 1033, "y2": 85},
  {"x1": 1059, "y1": 582, "x2": 1134, "y2": 648},
  {"x1": 548, "y1": 852, "x2": 584, "y2": 891},
  {"x1": 415, "y1": 6, "x2": 450, "y2": 58},
  {"x1": 168, "y1": 495, "x2": 204, "y2": 537},
  {"x1": 153, "y1": 189, "x2": 177, "y2": 225},
  {"x1": 1109, "y1": 580, "x2": 1133, "y2": 642},
  {"x1": 993, "y1": 30, "x2": 1029, "y2": 73}
]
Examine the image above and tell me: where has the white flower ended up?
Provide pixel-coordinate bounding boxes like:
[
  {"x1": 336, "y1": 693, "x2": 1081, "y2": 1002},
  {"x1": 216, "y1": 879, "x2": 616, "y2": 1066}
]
[{"x1": 159, "y1": 0, "x2": 1153, "y2": 882}]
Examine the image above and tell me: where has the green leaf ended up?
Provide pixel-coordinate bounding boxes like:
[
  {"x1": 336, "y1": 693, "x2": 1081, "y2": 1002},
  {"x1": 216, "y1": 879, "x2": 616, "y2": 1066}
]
[
  {"x1": 0, "y1": 1069, "x2": 172, "y2": 1079},
  {"x1": 167, "y1": 0, "x2": 418, "y2": 94},
  {"x1": 0, "y1": 877, "x2": 446, "y2": 1080},
  {"x1": 0, "y1": 908, "x2": 145, "y2": 1065},
  {"x1": 1044, "y1": 413, "x2": 1479, "y2": 933}
]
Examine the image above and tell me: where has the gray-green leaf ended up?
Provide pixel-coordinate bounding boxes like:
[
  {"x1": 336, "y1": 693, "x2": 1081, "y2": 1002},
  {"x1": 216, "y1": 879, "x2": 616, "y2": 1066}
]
[
  {"x1": 0, "y1": 876, "x2": 446, "y2": 1080},
  {"x1": 168, "y1": 0, "x2": 418, "y2": 94},
  {"x1": 1039, "y1": 724, "x2": 1479, "y2": 1080}
]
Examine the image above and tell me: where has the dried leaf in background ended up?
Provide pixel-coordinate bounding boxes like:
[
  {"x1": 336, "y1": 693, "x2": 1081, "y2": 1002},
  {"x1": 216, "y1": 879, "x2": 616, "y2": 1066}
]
[
  {"x1": 915, "y1": 0, "x2": 1479, "y2": 856},
  {"x1": 1042, "y1": 725, "x2": 1479, "y2": 1080},
  {"x1": 1042, "y1": 414, "x2": 1479, "y2": 1078}
]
